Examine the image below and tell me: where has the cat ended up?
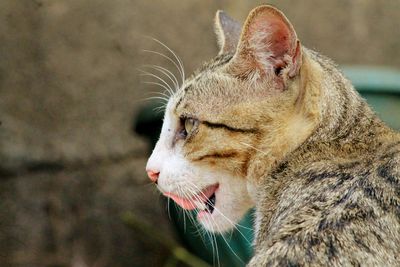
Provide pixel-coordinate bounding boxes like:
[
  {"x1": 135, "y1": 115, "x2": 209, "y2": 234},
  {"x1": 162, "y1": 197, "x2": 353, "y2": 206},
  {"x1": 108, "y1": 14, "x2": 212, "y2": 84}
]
[{"x1": 146, "y1": 5, "x2": 400, "y2": 266}]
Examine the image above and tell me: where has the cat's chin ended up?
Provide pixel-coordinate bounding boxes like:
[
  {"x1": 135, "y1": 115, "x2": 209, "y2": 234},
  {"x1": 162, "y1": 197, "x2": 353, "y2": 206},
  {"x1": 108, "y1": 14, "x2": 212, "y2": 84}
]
[
  {"x1": 197, "y1": 203, "x2": 250, "y2": 233},
  {"x1": 197, "y1": 208, "x2": 238, "y2": 233},
  {"x1": 196, "y1": 185, "x2": 253, "y2": 233}
]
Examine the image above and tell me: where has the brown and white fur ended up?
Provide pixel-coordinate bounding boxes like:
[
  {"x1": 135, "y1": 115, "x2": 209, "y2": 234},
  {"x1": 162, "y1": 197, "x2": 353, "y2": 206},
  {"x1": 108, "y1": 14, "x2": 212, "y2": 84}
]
[{"x1": 146, "y1": 5, "x2": 400, "y2": 266}]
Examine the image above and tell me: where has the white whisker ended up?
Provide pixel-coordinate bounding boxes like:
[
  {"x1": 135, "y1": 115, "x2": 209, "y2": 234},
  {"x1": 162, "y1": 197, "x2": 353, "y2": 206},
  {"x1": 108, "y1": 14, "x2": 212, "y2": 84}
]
[
  {"x1": 143, "y1": 64, "x2": 179, "y2": 91},
  {"x1": 153, "y1": 105, "x2": 167, "y2": 114},
  {"x1": 149, "y1": 37, "x2": 185, "y2": 85},
  {"x1": 138, "y1": 69, "x2": 174, "y2": 95},
  {"x1": 189, "y1": 185, "x2": 245, "y2": 266},
  {"x1": 145, "y1": 90, "x2": 170, "y2": 98},
  {"x1": 240, "y1": 142, "x2": 269, "y2": 156},
  {"x1": 184, "y1": 187, "x2": 220, "y2": 267},
  {"x1": 142, "y1": 49, "x2": 184, "y2": 85},
  {"x1": 142, "y1": 81, "x2": 173, "y2": 96},
  {"x1": 211, "y1": 214, "x2": 245, "y2": 265},
  {"x1": 143, "y1": 96, "x2": 169, "y2": 102},
  {"x1": 166, "y1": 197, "x2": 171, "y2": 220}
]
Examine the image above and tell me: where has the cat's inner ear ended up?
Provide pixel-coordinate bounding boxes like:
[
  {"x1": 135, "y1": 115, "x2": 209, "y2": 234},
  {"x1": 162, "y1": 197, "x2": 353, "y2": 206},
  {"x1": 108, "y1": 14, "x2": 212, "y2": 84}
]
[
  {"x1": 214, "y1": 10, "x2": 242, "y2": 55},
  {"x1": 231, "y1": 5, "x2": 302, "y2": 81}
]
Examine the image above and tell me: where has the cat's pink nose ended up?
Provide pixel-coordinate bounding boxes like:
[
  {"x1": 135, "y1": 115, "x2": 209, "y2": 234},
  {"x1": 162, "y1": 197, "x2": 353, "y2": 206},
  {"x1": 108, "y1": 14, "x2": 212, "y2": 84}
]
[{"x1": 147, "y1": 170, "x2": 160, "y2": 183}]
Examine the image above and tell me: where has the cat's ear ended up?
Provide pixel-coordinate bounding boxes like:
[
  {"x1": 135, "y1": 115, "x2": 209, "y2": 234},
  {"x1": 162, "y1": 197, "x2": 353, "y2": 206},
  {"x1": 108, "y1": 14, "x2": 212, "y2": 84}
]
[
  {"x1": 230, "y1": 5, "x2": 301, "y2": 83},
  {"x1": 214, "y1": 10, "x2": 242, "y2": 55}
]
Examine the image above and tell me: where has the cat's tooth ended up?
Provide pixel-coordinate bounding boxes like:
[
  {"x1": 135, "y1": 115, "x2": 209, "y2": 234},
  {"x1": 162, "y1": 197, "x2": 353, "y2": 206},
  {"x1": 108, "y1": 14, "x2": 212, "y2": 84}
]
[{"x1": 195, "y1": 200, "x2": 207, "y2": 210}]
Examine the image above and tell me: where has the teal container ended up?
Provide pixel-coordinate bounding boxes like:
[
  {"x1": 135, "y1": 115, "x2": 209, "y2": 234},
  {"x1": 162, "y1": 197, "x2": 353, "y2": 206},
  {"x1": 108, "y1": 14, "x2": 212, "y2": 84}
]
[
  {"x1": 135, "y1": 66, "x2": 400, "y2": 266},
  {"x1": 342, "y1": 66, "x2": 400, "y2": 130}
]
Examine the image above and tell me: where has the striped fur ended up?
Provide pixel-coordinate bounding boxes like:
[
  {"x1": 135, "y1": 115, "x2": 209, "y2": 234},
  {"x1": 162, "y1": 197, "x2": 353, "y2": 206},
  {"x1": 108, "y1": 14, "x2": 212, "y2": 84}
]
[{"x1": 148, "y1": 5, "x2": 400, "y2": 266}]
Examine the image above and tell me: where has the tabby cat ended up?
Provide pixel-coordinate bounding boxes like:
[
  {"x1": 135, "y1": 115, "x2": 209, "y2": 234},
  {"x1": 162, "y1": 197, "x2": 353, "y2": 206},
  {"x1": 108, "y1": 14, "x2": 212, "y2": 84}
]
[{"x1": 146, "y1": 5, "x2": 400, "y2": 266}]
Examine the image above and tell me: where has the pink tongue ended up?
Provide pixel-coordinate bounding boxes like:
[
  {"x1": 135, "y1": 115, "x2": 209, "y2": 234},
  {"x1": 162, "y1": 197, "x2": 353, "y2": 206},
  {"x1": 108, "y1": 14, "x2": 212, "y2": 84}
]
[{"x1": 164, "y1": 184, "x2": 218, "y2": 210}]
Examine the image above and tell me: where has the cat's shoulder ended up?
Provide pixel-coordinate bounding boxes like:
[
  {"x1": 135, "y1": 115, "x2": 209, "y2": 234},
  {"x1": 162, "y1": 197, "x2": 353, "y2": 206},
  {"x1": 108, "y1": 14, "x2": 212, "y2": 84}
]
[
  {"x1": 253, "y1": 140, "x2": 400, "y2": 266},
  {"x1": 253, "y1": 165, "x2": 400, "y2": 266}
]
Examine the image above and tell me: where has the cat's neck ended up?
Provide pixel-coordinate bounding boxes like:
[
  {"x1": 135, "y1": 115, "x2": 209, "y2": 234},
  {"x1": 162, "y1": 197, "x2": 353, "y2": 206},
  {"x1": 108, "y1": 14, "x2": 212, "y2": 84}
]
[
  {"x1": 302, "y1": 49, "x2": 395, "y2": 155},
  {"x1": 248, "y1": 48, "x2": 395, "y2": 186}
]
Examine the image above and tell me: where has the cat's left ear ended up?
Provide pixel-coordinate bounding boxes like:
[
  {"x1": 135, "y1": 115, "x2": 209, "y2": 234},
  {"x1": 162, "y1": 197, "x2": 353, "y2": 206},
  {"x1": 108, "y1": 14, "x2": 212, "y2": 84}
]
[
  {"x1": 214, "y1": 10, "x2": 242, "y2": 55},
  {"x1": 229, "y1": 5, "x2": 302, "y2": 84}
]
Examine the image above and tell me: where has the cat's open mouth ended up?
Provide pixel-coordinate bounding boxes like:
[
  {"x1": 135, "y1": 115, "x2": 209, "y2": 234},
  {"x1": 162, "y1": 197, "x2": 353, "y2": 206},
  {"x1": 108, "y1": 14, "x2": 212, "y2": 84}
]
[{"x1": 163, "y1": 183, "x2": 219, "y2": 215}]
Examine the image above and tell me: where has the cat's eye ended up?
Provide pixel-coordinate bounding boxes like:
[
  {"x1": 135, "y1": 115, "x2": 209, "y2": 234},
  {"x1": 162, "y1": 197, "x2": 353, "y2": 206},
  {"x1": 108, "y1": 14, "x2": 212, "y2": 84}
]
[
  {"x1": 184, "y1": 118, "x2": 196, "y2": 134},
  {"x1": 177, "y1": 117, "x2": 198, "y2": 140}
]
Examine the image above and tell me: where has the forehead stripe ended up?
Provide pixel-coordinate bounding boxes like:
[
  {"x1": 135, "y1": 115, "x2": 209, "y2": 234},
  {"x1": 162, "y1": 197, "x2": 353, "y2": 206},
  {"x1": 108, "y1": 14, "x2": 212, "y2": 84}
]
[
  {"x1": 173, "y1": 55, "x2": 233, "y2": 113},
  {"x1": 174, "y1": 84, "x2": 193, "y2": 111},
  {"x1": 175, "y1": 97, "x2": 183, "y2": 111}
]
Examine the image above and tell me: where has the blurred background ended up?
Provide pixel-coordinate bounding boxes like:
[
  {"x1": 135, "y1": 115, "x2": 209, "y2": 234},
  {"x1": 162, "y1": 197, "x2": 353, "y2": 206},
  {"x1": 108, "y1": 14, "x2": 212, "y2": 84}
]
[{"x1": 1, "y1": 0, "x2": 400, "y2": 266}]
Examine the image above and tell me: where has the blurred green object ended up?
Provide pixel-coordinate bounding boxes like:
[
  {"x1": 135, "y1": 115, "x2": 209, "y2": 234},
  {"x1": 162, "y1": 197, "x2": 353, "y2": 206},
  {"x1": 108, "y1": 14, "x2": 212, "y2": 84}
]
[
  {"x1": 135, "y1": 66, "x2": 400, "y2": 266},
  {"x1": 169, "y1": 207, "x2": 254, "y2": 267},
  {"x1": 342, "y1": 66, "x2": 400, "y2": 130}
]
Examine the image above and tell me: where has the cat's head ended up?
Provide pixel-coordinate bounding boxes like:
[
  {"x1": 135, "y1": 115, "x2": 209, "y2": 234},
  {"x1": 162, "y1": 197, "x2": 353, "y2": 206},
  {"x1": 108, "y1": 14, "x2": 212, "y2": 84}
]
[{"x1": 146, "y1": 5, "x2": 319, "y2": 232}]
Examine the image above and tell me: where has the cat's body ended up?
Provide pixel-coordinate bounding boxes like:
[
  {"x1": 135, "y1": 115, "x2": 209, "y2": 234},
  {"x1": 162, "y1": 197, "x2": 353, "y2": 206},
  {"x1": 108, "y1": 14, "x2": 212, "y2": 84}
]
[
  {"x1": 146, "y1": 5, "x2": 400, "y2": 266},
  {"x1": 249, "y1": 49, "x2": 400, "y2": 266}
]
